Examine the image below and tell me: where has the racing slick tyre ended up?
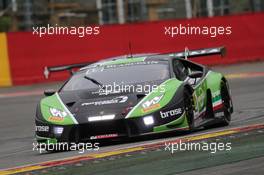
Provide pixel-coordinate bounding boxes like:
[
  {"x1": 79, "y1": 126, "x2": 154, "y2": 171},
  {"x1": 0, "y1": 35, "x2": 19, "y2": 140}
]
[
  {"x1": 184, "y1": 88, "x2": 195, "y2": 131},
  {"x1": 219, "y1": 80, "x2": 231, "y2": 126}
]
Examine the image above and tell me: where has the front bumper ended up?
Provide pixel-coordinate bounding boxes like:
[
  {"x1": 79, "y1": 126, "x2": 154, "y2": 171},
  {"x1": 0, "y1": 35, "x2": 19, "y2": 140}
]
[
  {"x1": 35, "y1": 112, "x2": 188, "y2": 143},
  {"x1": 35, "y1": 117, "x2": 152, "y2": 143}
]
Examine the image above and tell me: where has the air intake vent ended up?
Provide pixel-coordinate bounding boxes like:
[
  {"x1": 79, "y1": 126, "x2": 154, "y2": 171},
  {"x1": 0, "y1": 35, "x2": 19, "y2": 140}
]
[
  {"x1": 136, "y1": 94, "x2": 146, "y2": 101},
  {"x1": 66, "y1": 102, "x2": 75, "y2": 108}
]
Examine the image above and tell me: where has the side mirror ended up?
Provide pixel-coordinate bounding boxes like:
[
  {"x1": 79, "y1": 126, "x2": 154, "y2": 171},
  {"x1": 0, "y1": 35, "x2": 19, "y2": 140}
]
[
  {"x1": 189, "y1": 71, "x2": 203, "y2": 78},
  {"x1": 44, "y1": 89, "x2": 56, "y2": 96}
]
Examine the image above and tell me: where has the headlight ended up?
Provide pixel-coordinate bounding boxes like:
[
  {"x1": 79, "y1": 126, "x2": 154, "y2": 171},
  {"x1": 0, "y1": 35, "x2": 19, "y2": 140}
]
[
  {"x1": 143, "y1": 115, "x2": 154, "y2": 125},
  {"x1": 53, "y1": 126, "x2": 64, "y2": 135},
  {"x1": 88, "y1": 114, "x2": 115, "y2": 122}
]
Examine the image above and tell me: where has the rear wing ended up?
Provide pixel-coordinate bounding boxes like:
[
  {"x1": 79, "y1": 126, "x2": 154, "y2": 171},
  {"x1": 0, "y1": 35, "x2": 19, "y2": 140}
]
[
  {"x1": 169, "y1": 46, "x2": 226, "y2": 59},
  {"x1": 43, "y1": 46, "x2": 226, "y2": 79},
  {"x1": 44, "y1": 62, "x2": 92, "y2": 79}
]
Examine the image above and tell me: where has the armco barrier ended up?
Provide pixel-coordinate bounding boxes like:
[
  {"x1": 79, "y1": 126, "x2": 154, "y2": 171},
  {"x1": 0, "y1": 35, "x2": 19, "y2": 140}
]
[{"x1": 3, "y1": 13, "x2": 264, "y2": 86}]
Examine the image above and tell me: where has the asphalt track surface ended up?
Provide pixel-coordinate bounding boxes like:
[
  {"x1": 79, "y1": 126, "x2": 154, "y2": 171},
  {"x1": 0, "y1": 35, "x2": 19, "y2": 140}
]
[{"x1": 0, "y1": 62, "x2": 264, "y2": 173}]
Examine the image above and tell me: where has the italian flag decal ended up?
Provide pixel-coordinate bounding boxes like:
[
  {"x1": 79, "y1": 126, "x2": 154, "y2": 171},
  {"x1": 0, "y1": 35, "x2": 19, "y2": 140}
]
[{"x1": 212, "y1": 94, "x2": 223, "y2": 111}]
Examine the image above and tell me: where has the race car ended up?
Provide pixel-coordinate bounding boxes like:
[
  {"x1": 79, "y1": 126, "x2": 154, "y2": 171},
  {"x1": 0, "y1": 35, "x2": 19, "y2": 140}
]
[{"x1": 35, "y1": 47, "x2": 233, "y2": 145}]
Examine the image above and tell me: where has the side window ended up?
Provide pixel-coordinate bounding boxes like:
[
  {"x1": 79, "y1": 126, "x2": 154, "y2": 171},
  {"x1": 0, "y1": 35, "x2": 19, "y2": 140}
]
[
  {"x1": 173, "y1": 60, "x2": 188, "y2": 81},
  {"x1": 181, "y1": 59, "x2": 204, "y2": 73},
  {"x1": 180, "y1": 60, "x2": 205, "y2": 86}
]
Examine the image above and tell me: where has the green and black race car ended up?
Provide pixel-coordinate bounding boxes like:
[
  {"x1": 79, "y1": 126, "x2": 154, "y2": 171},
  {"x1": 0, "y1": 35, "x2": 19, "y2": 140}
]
[{"x1": 35, "y1": 47, "x2": 233, "y2": 145}]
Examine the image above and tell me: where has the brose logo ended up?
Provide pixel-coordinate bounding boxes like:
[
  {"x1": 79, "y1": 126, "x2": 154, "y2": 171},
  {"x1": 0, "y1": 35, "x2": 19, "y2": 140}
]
[
  {"x1": 35, "y1": 126, "x2": 49, "y2": 132},
  {"x1": 160, "y1": 108, "x2": 182, "y2": 118}
]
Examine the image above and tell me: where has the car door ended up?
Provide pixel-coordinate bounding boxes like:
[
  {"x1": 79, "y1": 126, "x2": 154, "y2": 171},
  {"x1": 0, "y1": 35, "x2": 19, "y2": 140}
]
[{"x1": 173, "y1": 59, "x2": 208, "y2": 123}]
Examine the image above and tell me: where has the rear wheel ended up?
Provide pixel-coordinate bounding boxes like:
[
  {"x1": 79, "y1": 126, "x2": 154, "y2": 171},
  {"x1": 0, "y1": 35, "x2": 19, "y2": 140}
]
[
  {"x1": 219, "y1": 81, "x2": 231, "y2": 126},
  {"x1": 184, "y1": 89, "x2": 195, "y2": 131}
]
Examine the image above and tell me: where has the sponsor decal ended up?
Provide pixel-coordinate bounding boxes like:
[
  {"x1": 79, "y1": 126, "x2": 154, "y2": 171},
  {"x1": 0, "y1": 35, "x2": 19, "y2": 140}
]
[
  {"x1": 85, "y1": 67, "x2": 105, "y2": 75},
  {"x1": 212, "y1": 90, "x2": 223, "y2": 111},
  {"x1": 212, "y1": 90, "x2": 220, "y2": 98},
  {"x1": 48, "y1": 108, "x2": 67, "y2": 121},
  {"x1": 213, "y1": 100, "x2": 223, "y2": 111},
  {"x1": 92, "y1": 89, "x2": 121, "y2": 96},
  {"x1": 35, "y1": 125, "x2": 49, "y2": 132},
  {"x1": 48, "y1": 116, "x2": 64, "y2": 121},
  {"x1": 142, "y1": 104, "x2": 160, "y2": 113},
  {"x1": 193, "y1": 81, "x2": 207, "y2": 118},
  {"x1": 215, "y1": 111, "x2": 224, "y2": 118},
  {"x1": 104, "y1": 61, "x2": 158, "y2": 69},
  {"x1": 49, "y1": 108, "x2": 67, "y2": 117},
  {"x1": 160, "y1": 108, "x2": 182, "y2": 119},
  {"x1": 82, "y1": 96, "x2": 128, "y2": 106},
  {"x1": 90, "y1": 133, "x2": 118, "y2": 140},
  {"x1": 84, "y1": 61, "x2": 159, "y2": 73},
  {"x1": 141, "y1": 94, "x2": 163, "y2": 112}
]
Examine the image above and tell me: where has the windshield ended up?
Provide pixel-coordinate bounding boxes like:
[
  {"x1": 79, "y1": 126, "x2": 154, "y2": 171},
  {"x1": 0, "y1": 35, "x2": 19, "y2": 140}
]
[{"x1": 61, "y1": 61, "x2": 169, "y2": 91}]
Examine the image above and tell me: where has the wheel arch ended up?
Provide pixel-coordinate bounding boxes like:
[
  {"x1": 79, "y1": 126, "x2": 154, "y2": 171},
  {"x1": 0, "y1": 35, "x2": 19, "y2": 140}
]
[
  {"x1": 220, "y1": 76, "x2": 234, "y2": 113},
  {"x1": 206, "y1": 71, "x2": 223, "y2": 96},
  {"x1": 221, "y1": 76, "x2": 228, "y2": 84}
]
